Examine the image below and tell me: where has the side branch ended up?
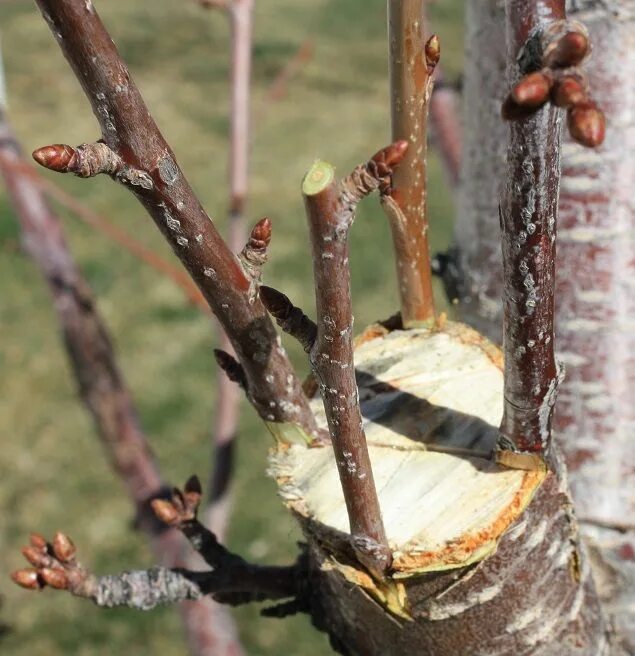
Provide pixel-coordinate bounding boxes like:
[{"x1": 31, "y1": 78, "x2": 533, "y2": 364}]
[
  {"x1": 33, "y1": 0, "x2": 318, "y2": 439},
  {"x1": 384, "y1": 0, "x2": 438, "y2": 327},
  {"x1": 295, "y1": 147, "x2": 408, "y2": 576},
  {"x1": 498, "y1": 0, "x2": 574, "y2": 466},
  {"x1": 12, "y1": 526, "x2": 300, "y2": 610}
]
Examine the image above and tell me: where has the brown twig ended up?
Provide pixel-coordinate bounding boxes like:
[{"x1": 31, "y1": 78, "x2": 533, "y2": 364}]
[
  {"x1": 33, "y1": 0, "x2": 318, "y2": 440},
  {"x1": 497, "y1": 0, "x2": 576, "y2": 468},
  {"x1": 282, "y1": 142, "x2": 408, "y2": 576},
  {"x1": 12, "y1": 522, "x2": 300, "y2": 610},
  {"x1": 384, "y1": 0, "x2": 437, "y2": 327}
]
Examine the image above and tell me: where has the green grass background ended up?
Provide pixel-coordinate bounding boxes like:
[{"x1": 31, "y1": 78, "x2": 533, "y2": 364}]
[{"x1": 0, "y1": 1, "x2": 463, "y2": 653}]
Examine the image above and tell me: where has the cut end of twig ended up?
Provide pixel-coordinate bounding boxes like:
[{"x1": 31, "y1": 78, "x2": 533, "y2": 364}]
[
  {"x1": 567, "y1": 102, "x2": 606, "y2": 148},
  {"x1": 425, "y1": 34, "x2": 440, "y2": 73},
  {"x1": 269, "y1": 323, "x2": 546, "y2": 576},
  {"x1": 302, "y1": 160, "x2": 335, "y2": 196},
  {"x1": 32, "y1": 144, "x2": 75, "y2": 172}
]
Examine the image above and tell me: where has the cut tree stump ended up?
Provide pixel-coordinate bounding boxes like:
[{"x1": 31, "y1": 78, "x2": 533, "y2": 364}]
[{"x1": 269, "y1": 322, "x2": 606, "y2": 655}]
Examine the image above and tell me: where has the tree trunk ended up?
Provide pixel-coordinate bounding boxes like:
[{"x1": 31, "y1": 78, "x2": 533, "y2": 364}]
[{"x1": 454, "y1": 1, "x2": 634, "y2": 651}]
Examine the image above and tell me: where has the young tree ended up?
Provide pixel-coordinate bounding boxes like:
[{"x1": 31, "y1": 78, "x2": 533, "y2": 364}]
[{"x1": 6, "y1": 0, "x2": 625, "y2": 653}]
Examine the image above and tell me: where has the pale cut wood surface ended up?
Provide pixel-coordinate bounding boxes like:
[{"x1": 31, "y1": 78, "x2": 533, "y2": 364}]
[{"x1": 270, "y1": 323, "x2": 545, "y2": 574}]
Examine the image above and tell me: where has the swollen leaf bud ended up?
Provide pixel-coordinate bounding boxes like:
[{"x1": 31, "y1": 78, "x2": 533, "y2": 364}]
[
  {"x1": 510, "y1": 72, "x2": 552, "y2": 108},
  {"x1": 52, "y1": 532, "x2": 76, "y2": 563},
  {"x1": 567, "y1": 103, "x2": 606, "y2": 148},
  {"x1": 11, "y1": 568, "x2": 41, "y2": 590}
]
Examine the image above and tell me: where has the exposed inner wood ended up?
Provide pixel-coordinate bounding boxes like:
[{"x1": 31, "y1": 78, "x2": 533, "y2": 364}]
[{"x1": 270, "y1": 322, "x2": 545, "y2": 575}]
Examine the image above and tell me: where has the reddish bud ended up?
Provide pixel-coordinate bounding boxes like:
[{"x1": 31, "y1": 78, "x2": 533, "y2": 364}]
[
  {"x1": 510, "y1": 72, "x2": 552, "y2": 108},
  {"x1": 22, "y1": 545, "x2": 49, "y2": 568},
  {"x1": 372, "y1": 140, "x2": 409, "y2": 169},
  {"x1": 52, "y1": 532, "x2": 76, "y2": 563},
  {"x1": 544, "y1": 30, "x2": 589, "y2": 68},
  {"x1": 11, "y1": 568, "x2": 41, "y2": 590},
  {"x1": 425, "y1": 34, "x2": 440, "y2": 72},
  {"x1": 551, "y1": 75, "x2": 587, "y2": 108},
  {"x1": 567, "y1": 103, "x2": 606, "y2": 147},
  {"x1": 249, "y1": 217, "x2": 272, "y2": 248},
  {"x1": 29, "y1": 532, "x2": 48, "y2": 550},
  {"x1": 40, "y1": 568, "x2": 68, "y2": 590},
  {"x1": 32, "y1": 144, "x2": 76, "y2": 173},
  {"x1": 151, "y1": 498, "x2": 180, "y2": 525}
]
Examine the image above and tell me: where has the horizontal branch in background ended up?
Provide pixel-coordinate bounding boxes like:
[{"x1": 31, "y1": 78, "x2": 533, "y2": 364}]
[{"x1": 33, "y1": 0, "x2": 318, "y2": 441}]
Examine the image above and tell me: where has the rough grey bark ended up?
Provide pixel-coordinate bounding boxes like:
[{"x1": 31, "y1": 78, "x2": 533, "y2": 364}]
[{"x1": 454, "y1": 1, "x2": 634, "y2": 650}]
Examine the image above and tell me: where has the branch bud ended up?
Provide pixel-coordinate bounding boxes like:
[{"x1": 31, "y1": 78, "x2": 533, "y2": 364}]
[
  {"x1": 29, "y1": 532, "x2": 48, "y2": 550},
  {"x1": 567, "y1": 102, "x2": 606, "y2": 148},
  {"x1": 183, "y1": 475, "x2": 202, "y2": 512},
  {"x1": 39, "y1": 568, "x2": 69, "y2": 590},
  {"x1": 11, "y1": 568, "x2": 41, "y2": 590},
  {"x1": 249, "y1": 217, "x2": 272, "y2": 250},
  {"x1": 544, "y1": 30, "x2": 589, "y2": 68},
  {"x1": 151, "y1": 498, "x2": 180, "y2": 526},
  {"x1": 214, "y1": 349, "x2": 248, "y2": 390},
  {"x1": 510, "y1": 72, "x2": 552, "y2": 108},
  {"x1": 52, "y1": 532, "x2": 77, "y2": 563},
  {"x1": 551, "y1": 74, "x2": 587, "y2": 108},
  {"x1": 425, "y1": 34, "x2": 440, "y2": 73},
  {"x1": 32, "y1": 144, "x2": 77, "y2": 172},
  {"x1": 21, "y1": 546, "x2": 49, "y2": 568}
]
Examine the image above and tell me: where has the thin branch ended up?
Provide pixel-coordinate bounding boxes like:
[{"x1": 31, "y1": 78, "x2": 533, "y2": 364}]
[
  {"x1": 285, "y1": 142, "x2": 408, "y2": 576},
  {"x1": 0, "y1": 116, "x2": 166, "y2": 520},
  {"x1": 33, "y1": 0, "x2": 318, "y2": 439},
  {"x1": 384, "y1": 0, "x2": 438, "y2": 327},
  {"x1": 12, "y1": 526, "x2": 300, "y2": 610}
]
